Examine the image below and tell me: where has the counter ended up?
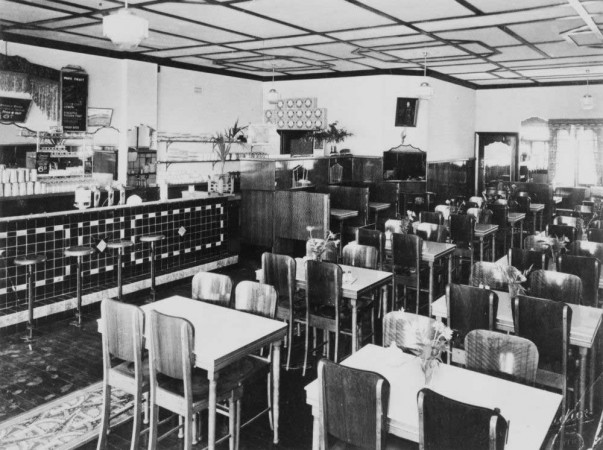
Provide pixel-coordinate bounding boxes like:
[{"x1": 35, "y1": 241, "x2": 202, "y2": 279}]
[{"x1": 0, "y1": 194, "x2": 239, "y2": 329}]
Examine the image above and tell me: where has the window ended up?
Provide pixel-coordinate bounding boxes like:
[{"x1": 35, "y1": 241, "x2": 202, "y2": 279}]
[{"x1": 553, "y1": 126, "x2": 598, "y2": 186}]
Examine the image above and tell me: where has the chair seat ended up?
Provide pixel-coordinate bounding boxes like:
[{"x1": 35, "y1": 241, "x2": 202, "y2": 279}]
[
  {"x1": 221, "y1": 355, "x2": 271, "y2": 386},
  {"x1": 15, "y1": 254, "x2": 47, "y2": 266},
  {"x1": 140, "y1": 234, "x2": 165, "y2": 243},
  {"x1": 107, "y1": 239, "x2": 134, "y2": 249},
  {"x1": 158, "y1": 367, "x2": 241, "y2": 403},
  {"x1": 65, "y1": 246, "x2": 94, "y2": 257},
  {"x1": 113, "y1": 361, "x2": 150, "y2": 390}
]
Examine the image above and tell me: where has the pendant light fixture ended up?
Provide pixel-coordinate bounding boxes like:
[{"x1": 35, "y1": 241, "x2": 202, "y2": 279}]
[
  {"x1": 103, "y1": 0, "x2": 149, "y2": 51},
  {"x1": 581, "y1": 68, "x2": 595, "y2": 110},
  {"x1": 416, "y1": 51, "x2": 434, "y2": 100},
  {"x1": 267, "y1": 63, "x2": 279, "y2": 104}
]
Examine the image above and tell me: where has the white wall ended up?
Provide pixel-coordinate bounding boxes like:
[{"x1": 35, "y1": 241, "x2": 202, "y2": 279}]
[
  {"x1": 264, "y1": 74, "x2": 476, "y2": 161},
  {"x1": 475, "y1": 84, "x2": 603, "y2": 132}
]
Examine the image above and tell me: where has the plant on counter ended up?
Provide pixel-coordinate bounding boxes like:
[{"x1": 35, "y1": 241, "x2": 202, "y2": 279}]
[
  {"x1": 303, "y1": 121, "x2": 353, "y2": 149},
  {"x1": 211, "y1": 119, "x2": 248, "y2": 177}
]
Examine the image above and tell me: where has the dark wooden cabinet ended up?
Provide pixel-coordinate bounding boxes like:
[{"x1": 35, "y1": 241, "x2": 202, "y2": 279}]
[{"x1": 427, "y1": 159, "x2": 475, "y2": 203}]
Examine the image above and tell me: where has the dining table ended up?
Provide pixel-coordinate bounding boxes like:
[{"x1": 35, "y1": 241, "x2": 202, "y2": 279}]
[
  {"x1": 330, "y1": 208, "x2": 359, "y2": 256},
  {"x1": 98, "y1": 295, "x2": 288, "y2": 449},
  {"x1": 305, "y1": 343, "x2": 562, "y2": 450},
  {"x1": 508, "y1": 211, "x2": 526, "y2": 248},
  {"x1": 368, "y1": 201, "x2": 391, "y2": 229},
  {"x1": 474, "y1": 223, "x2": 498, "y2": 262},
  {"x1": 529, "y1": 203, "x2": 545, "y2": 232},
  {"x1": 432, "y1": 289, "x2": 602, "y2": 436}
]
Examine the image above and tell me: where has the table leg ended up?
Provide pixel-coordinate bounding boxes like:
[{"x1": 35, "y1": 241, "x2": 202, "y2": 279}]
[
  {"x1": 579, "y1": 347, "x2": 587, "y2": 436},
  {"x1": 374, "y1": 211, "x2": 379, "y2": 230},
  {"x1": 519, "y1": 220, "x2": 524, "y2": 249},
  {"x1": 312, "y1": 413, "x2": 320, "y2": 450},
  {"x1": 539, "y1": 211, "x2": 543, "y2": 232},
  {"x1": 532, "y1": 213, "x2": 536, "y2": 234},
  {"x1": 351, "y1": 298, "x2": 358, "y2": 353},
  {"x1": 590, "y1": 341, "x2": 596, "y2": 414},
  {"x1": 272, "y1": 341, "x2": 281, "y2": 444},
  {"x1": 208, "y1": 372, "x2": 217, "y2": 450},
  {"x1": 381, "y1": 285, "x2": 388, "y2": 318},
  {"x1": 491, "y1": 233, "x2": 496, "y2": 262},
  {"x1": 428, "y1": 261, "x2": 434, "y2": 317},
  {"x1": 339, "y1": 220, "x2": 344, "y2": 259},
  {"x1": 479, "y1": 237, "x2": 484, "y2": 262}
]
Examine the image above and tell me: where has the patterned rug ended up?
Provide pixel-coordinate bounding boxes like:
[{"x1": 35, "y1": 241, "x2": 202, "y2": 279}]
[{"x1": 0, "y1": 382, "x2": 133, "y2": 450}]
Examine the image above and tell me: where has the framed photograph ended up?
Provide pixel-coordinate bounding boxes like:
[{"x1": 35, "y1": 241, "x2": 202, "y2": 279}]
[
  {"x1": 395, "y1": 97, "x2": 419, "y2": 127},
  {"x1": 87, "y1": 107, "x2": 113, "y2": 127}
]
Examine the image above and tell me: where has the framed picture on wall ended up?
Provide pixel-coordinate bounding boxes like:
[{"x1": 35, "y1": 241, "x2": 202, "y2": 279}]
[{"x1": 395, "y1": 97, "x2": 419, "y2": 127}]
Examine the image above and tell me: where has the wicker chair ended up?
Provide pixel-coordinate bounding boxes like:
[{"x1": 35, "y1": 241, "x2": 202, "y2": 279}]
[
  {"x1": 468, "y1": 261, "x2": 508, "y2": 291},
  {"x1": 418, "y1": 388, "x2": 508, "y2": 450},
  {"x1": 191, "y1": 271, "x2": 233, "y2": 307},
  {"x1": 382, "y1": 311, "x2": 434, "y2": 351},
  {"x1": 465, "y1": 329, "x2": 539, "y2": 385},
  {"x1": 528, "y1": 269, "x2": 583, "y2": 305}
]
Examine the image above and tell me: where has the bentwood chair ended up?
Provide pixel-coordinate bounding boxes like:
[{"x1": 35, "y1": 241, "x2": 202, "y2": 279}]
[
  {"x1": 356, "y1": 228, "x2": 384, "y2": 270},
  {"x1": 465, "y1": 329, "x2": 539, "y2": 386},
  {"x1": 508, "y1": 247, "x2": 549, "y2": 272},
  {"x1": 318, "y1": 359, "x2": 390, "y2": 450},
  {"x1": 528, "y1": 269, "x2": 583, "y2": 305},
  {"x1": 147, "y1": 310, "x2": 241, "y2": 450},
  {"x1": 587, "y1": 228, "x2": 603, "y2": 243},
  {"x1": 391, "y1": 233, "x2": 426, "y2": 314},
  {"x1": 419, "y1": 211, "x2": 444, "y2": 226},
  {"x1": 417, "y1": 388, "x2": 509, "y2": 450},
  {"x1": 98, "y1": 299, "x2": 148, "y2": 450},
  {"x1": 342, "y1": 243, "x2": 378, "y2": 269},
  {"x1": 304, "y1": 260, "x2": 374, "y2": 376},
  {"x1": 449, "y1": 214, "x2": 475, "y2": 281},
  {"x1": 557, "y1": 254, "x2": 600, "y2": 307},
  {"x1": 512, "y1": 295, "x2": 572, "y2": 420},
  {"x1": 261, "y1": 252, "x2": 303, "y2": 371},
  {"x1": 191, "y1": 271, "x2": 233, "y2": 307},
  {"x1": 446, "y1": 283, "x2": 498, "y2": 354},
  {"x1": 414, "y1": 223, "x2": 449, "y2": 243},
  {"x1": 491, "y1": 203, "x2": 512, "y2": 256},
  {"x1": 468, "y1": 261, "x2": 508, "y2": 291}
]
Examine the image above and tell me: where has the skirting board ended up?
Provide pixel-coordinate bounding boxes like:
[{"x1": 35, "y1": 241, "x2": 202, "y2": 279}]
[{"x1": 0, "y1": 255, "x2": 238, "y2": 329}]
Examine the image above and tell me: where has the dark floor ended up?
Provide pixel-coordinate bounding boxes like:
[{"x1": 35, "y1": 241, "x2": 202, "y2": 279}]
[{"x1": 0, "y1": 248, "x2": 599, "y2": 449}]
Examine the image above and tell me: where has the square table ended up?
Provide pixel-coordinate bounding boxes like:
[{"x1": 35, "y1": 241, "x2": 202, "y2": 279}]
[
  {"x1": 369, "y1": 202, "x2": 391, "y2": 229},
  {"x1": 293, "y1": 259, "x2": 392, "y2": 353},
  {"x1": 305, "y1": 343, "x2": 562, "y2": 450},
  {"x1": 330, "y1": 208, "x2": 359, "y2": 256},
  {"x1": 475, "y1": 223, "x2": 498, "y2": 262},
  {"x1": 508, "y1": 212, "x2": 526, "y2": 249},
  {"x1": 432, "y1": 290, "x2": 602, "y2": 436},
  {"x1": 98, "y1": 296, "x2": 287, "y2": 449},
  {"x1": 530, "y1": 203, "x2": 545, "y2": 232}
]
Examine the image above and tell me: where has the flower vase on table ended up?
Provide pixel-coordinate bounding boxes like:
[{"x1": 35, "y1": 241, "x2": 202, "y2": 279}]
[
  {"x1": 306, "y1": 226, "x2": 339, "y2": 262},
  {"x1": 415, "y1": 321, "x2": 453, "y2": 386}
]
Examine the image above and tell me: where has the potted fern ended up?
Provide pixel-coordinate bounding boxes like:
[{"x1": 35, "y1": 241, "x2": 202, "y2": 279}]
[
  {"x1": 210, "y1": 120, "x2": 247, "y2": 194},
  {"x1": 310, "y1": 121, "x2": 353, "y2": 154}
]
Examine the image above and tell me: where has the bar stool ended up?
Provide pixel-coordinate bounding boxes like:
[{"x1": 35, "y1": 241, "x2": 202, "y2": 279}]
[
  {"x1": 64, "y1": 246, "x2": 94, "y2": 327},
  {"x1": 139, "y1": 233, "x2": 165, "y2": 302},
  {"x1": 15, "y1": 254, "x2": 46, "y2": 341},
  {"x1": 107, "y1": 239, "x2": 134, "y2": 301}
]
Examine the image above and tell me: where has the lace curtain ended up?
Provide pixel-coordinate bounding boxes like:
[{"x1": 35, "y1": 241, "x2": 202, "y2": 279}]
[{"x1": 548, "y1": 119, "x2": 603, "y2": 186}]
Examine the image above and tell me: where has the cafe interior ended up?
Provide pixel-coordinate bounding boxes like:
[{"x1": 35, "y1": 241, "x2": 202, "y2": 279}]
[{"x1": 2, "y1": 0, "x2": 603, "y2": 449}]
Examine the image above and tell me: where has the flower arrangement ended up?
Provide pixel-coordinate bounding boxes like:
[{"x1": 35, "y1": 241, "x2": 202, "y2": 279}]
[
  {"x1": 532, "y1": 231, "x2": 569, "y2": 260},
  {"x1": 306, "y1": 226, "x2": 340, "y2": 260},
  {"x1": 211, "y1": 119, "x2": 247, "y2": 176},
  {"x1": 501, "y1": 264, "x2": 531, "y2": 297},
  {"x1": 410, "y1": 316, "x2": 453, "y2": 385},
  {"x1": 307, "y1": 121, "x2": 353, "y2": 144}
]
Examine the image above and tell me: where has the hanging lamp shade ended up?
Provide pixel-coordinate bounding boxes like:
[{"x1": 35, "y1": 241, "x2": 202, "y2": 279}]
[
  {"x1": 267, "y1": 88, "x2": 279, "y2": 104},
  {"x1": 581, "y1": 93, "x2": 595, "y2": 110},
  {"x1": 103, "y1": 7, "x2": 149, "y2": 51},
  {"x1": 417, "y1": 81, "x2": 434, "y2": 100}
]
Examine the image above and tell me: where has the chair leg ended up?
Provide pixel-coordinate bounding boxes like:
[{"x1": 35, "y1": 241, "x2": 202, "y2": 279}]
[
  {"x1": 229, "y1": 395, "x2": 236, "y2": 450},
  {"x1": 131, "y1": 387, "x2": 142, "y2": 450},
  {"x1": 267, "y1": 371, "x2": 273, "y2": 431},
  {"x1": 286, "y1": 320, "x2": 293, "y2": 371},
  {"x1": 371, "y1": 307, "x2": 375, "y2": 344},
  {"x1": 324, "y1": 330, "x2": 330, "y2": 359},
  {"x1": 192, "y1": 414, "x2": 198, "y2": 445},
  {"x1": 147, "y1": 401, "x2": 158, "y2": 450},
  {"x1": 143, "y1": 392, "x2": 149, "y2": 425},
  {"x1": 184, "y1": 412, "x2": 193, "y2": 450},
  {"x1": 96, "y1": 382, "x2": 111, "y2": 450},
  {"x1": 334, "y1": 331, "x2": 339, "y2": 363}
]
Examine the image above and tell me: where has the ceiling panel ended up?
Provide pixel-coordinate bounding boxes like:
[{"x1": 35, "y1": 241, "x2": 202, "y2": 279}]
[
  {"x1": 237, "y1": 0, "x2": 394, "y2": 32},
  {"x1": 2, "y1": 0, "x2": 602, "y2": 87},
  {"x1": 357, "y1": 0, "x2": 474, "y2": 22},
  {"x1": 146, "y1": 3, "x2": 300, "y2": 38}
]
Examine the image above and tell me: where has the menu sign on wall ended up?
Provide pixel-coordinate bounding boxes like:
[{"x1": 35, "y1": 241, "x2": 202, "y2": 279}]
[
  {"x1": 0, "y1": 97, "x2": 32, "y2": 122},
  {"x1": 35, "y1": 152, "x2": 50, "y2": 174},
  {"x1": 61, "y1": 68, "x2": 88, "y2": 131}
]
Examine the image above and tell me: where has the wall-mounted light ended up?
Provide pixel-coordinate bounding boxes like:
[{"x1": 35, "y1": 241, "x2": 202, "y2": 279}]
[{"x1": 103, "y1": 0, "x2": 149, "y2": 51}]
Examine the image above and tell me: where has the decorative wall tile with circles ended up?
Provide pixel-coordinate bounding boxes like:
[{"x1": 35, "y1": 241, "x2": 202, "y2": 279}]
[{"x1": 264, "y1": 105, "x2": 327, "y2": 130}]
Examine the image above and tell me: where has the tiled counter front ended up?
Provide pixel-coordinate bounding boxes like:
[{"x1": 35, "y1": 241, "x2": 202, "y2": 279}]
[{"x1": 0, "y1": 196, "x2": 237, "y2": 328}]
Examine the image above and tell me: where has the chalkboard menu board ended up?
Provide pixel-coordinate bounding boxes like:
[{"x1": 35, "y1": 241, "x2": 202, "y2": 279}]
[
  {"x1": 61, "y1": 68, "x2": 88, "y2": 131},
  {"x1": 0, "y1": 97, "x2": 32, "y2": 122}
]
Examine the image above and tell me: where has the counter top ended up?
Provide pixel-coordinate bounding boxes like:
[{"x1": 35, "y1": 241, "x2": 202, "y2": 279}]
[
  {"x1": 0, "y1": 192, "x2": 239, "y2": 222},
  {"x1": 239, "y1": 154, "x2": 380, "y2": 162}
]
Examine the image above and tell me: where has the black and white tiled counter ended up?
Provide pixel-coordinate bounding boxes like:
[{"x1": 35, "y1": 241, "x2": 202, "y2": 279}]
[{"x1": 0, "y1": 195, "x2": 238, "y2": 329}]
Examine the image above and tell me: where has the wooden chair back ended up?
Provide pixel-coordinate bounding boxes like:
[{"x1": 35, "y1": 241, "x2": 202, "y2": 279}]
[
  {"x1": 557, "y1": 254, "x2": 599, "y2": 307},
  {"x1": 513, "y1": 196, "x2": 531, "y2": 214},
  {"x1": 469, "y1": 262, "x2": 507, "y2": 290},
  {"x1": 528, "y1": 269, "x2": 583, "y2": 305},
  {"x1": 356, "y1": 228, "x2": 384, "y2": 269},
  {"x1": 391, "y1": 233, "x2": 422, "y2": 271},
  {"x1": 508, "y1": 247, "x2": 548, "y2": 272},
  {"x1": 523, "y1": 235, "x2": 551, "y2": 252},
  {"x1": 234, "y1": 281, "x2": 278, "y2": 319},
  {"x1": 465, "y1": 329, "x2": 539, "y2": 385},
  {"x1": 318, "y1": 359, "x2": 390, "y2": 450},
  {"x1": 587, "y1": 228, "x2": 603, "y2": 243},
  {"x1": 419, "y1": 211, "x2": 444, "y2": 225},
  {"x1": 446, "y1": 283, "x2": 497, "y2": 348},
  {"x1": 589, "y1": 219, "x2": 603, "y2": 230},
  {"x1": 101, "y1": 297, "x2": 144, "y2": 364},
  {"x1": 418, "y1": 388, "x2": 508, "y2": 450},
  {"x1": 262, "y1": 252, "x2": 295, "y2": 306},
  {"x1": 490, "y1": 204, "x2": 509, "y2": 230},
  {"x1": 342, "y1": 243, "x2": 378, "y2": 269},
  {"x1": 450, "y1": 214, "x2": 475, "y2": 244},
  {"x1": 414, "y1": 223, "x2": 449, "y2": 243},
  {"x1": 546, "y1": 224, "x2": 579, "y2": 243},
  {"x1": 434, "y1": 204, "x2": 450, "y2": 221},
  {"x1": 466, "y1": 207, "x2": 482, "y2": 223},
  {"x1": 468, "y1": 196, "x2": 484, "y2": 207},
  {"x1": 306, "y1": 259, "x2": 342, "y2": 310},
  {"x1": 191, "y1": 271, "x2": 233, "y2": 307},
  {"x1": 569, "y1": 240, "x2": 603, "y2": 263}
]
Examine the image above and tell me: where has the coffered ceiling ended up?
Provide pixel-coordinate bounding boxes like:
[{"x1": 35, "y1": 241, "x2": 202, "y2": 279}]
[{"x1": 2, "y1": 0, "x2": 603, "y2": 88}]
